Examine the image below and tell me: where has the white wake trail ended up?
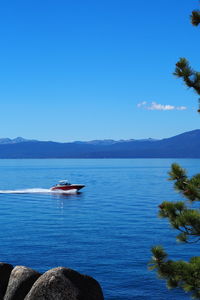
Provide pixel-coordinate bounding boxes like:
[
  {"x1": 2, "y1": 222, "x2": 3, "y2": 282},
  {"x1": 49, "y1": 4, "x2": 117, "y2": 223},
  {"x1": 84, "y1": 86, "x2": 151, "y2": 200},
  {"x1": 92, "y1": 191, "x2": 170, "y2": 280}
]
[{"x1": 0, "y1": 188, "x2": 78, "y2": 194}]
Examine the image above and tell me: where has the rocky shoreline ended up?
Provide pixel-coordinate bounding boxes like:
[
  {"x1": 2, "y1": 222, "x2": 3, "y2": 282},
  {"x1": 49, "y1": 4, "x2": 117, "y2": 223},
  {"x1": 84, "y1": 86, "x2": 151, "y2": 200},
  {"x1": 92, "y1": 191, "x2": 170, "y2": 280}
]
[{"x1": 0, "y1": 263, "x2": 104, "y2": 300}]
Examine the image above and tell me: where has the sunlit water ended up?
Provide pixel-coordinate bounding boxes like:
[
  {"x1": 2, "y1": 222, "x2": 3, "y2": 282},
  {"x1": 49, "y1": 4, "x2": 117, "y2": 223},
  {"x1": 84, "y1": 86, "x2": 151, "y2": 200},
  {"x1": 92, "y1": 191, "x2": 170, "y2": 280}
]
[{"x1": 0, "y1": 158, "x2": 199, "y2": 299}]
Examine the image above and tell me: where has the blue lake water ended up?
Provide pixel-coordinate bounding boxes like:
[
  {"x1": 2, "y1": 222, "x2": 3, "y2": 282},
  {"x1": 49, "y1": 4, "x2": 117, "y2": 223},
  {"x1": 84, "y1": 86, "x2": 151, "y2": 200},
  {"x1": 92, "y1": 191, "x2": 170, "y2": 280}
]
[{"x1": 0, "y1": 158, "x2": 199, "y2": 299}]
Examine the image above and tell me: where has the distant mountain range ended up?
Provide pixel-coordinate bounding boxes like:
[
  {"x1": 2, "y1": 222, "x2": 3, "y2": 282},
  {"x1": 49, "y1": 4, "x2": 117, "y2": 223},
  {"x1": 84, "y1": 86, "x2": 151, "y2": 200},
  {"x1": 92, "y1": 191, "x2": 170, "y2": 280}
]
[
  {"x1": 0, "y1": 137, "x2": 37, "y2": 144},
  {"x1": 0, "y1": 130, "x2": 199, "y2": 158}
]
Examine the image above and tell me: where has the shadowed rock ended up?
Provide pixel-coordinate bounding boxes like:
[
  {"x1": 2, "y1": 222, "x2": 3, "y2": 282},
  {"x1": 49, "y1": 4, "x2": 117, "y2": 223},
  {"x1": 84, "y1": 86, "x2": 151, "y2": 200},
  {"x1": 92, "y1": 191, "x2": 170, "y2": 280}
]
[
  {"x1": 0, "y1": 285, "x2": 3, "y2": 300},
  {"x1": 0, "y1": 262, "x2": 13, "y2": 297},
  {"x1": 25, "y1": 267, "x2": 104, "y2": 300},
  {"x1": 4, "y1": 266, "x2": 41, "y2": 300}
]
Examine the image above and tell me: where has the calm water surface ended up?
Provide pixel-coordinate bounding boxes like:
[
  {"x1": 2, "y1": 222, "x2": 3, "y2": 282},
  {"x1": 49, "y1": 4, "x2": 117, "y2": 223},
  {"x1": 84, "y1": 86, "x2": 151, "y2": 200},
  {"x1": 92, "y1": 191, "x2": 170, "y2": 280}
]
[{"x1": 0, "y1": 158, "x2": 199, "y2": 299}]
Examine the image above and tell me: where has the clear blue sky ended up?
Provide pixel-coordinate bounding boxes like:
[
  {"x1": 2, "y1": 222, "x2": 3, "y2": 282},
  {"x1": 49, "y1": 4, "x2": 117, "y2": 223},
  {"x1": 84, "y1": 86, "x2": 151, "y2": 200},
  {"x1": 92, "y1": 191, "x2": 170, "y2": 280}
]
[{"x1": 0, "y1": 0, "x2": 199, "y2": 141}]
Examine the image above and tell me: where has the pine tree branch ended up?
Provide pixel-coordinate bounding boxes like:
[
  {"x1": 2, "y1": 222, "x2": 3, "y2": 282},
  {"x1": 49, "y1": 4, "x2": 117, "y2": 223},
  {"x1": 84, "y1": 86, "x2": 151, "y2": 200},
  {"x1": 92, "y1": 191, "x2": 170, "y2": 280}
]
[
  {"x1": 174, "y1": 58, "x2": 200, "y2": 96},
  {"x1": 150, "y1": 5, "x2": 200, "y2": 299},
  {"x1": 150, "y1": 247, "x2": 200, "y2": 299},
  {"x1": 191, "y1": 10, "x2": 200, "y2": 26}
]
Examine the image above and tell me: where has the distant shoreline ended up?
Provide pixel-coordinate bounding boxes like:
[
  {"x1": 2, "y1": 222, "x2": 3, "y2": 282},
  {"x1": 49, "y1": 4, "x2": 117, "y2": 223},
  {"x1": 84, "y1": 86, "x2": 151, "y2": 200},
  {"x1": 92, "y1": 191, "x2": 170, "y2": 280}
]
[{"x1": 0, "y1": 129, "x2": 199, "y2": 158}]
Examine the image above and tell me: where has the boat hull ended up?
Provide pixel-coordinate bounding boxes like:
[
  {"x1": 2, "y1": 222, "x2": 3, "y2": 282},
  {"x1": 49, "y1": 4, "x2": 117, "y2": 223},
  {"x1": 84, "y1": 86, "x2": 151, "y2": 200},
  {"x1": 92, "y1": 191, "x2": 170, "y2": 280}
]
[{"x1": 51, "y1": 184, "x2": 85, "y2": 191}]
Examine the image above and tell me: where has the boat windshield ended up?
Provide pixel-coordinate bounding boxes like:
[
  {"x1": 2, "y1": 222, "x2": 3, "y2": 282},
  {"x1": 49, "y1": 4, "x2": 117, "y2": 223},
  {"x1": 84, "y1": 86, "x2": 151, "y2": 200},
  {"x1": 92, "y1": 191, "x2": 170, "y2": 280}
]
[{"x1": 58, "y1": 180, "x2": 70, "y2": 186}]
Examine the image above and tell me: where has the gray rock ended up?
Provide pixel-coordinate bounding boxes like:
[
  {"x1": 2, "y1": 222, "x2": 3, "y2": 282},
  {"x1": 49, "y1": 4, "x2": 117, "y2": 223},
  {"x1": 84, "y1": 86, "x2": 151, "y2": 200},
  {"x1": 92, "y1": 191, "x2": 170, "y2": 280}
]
[
  {"x1": 0, "y1": 262, "x2": 13, "y2": 297},
  {"x1": 25, "y1": 267, "x2": 104, "y2": 300},
  {"x1": 4, "y1": 265, "x2": 41, "y2": 300}
]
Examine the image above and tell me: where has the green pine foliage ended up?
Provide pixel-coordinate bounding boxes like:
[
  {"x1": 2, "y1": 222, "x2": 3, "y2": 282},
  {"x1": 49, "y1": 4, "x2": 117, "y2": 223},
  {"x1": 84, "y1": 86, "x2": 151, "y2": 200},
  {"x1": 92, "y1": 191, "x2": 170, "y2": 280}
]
[
  {"x1": 150, "y1": 163, "x2": 200, "y2": 299},
  {"x1": 150, "y1": 6, "x2": 200, "y2": 299},
  {"x1": 149, "y1": 246, "x2": 200, "y2": 298},
  {"x1": 191, "y1": 10, "x2": 200, "y2": 26},
  {"x1": 174, "y1": 58, "x2": 200, "y2": 97},
  {"x1": 158, "y1": 165, "x2": 200, "y2": 243},
  {"x1": 173, "y1": 8, "x2": 200, "y2": 113}
]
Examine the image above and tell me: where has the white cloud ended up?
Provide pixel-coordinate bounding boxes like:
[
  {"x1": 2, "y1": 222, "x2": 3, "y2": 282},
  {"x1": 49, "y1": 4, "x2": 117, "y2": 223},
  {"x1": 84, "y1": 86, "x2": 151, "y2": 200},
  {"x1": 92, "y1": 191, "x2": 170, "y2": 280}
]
[
  {"x1": 137, "y1": 101, "x2": 147, "y2": 108},
  {"x1": 176, "y1": 106, "x2": 187, "y2": 111},
  {"x1": 137, "y1": 101, "x2": 187, "y2": 111},
  {"x1": 148, "y1": 102, "x2": 175, "y2": 111}
]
